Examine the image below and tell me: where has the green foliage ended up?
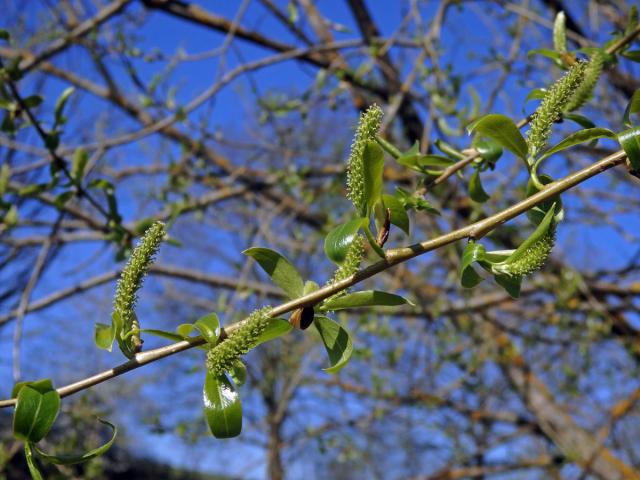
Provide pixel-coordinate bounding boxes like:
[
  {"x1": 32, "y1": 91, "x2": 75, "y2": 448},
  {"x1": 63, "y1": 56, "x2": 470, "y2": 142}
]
[
  {"x1": 313, "y1": 316, "x2": 353, "y2": 374},
  {"x1": 243, "y1": 247, "x2": 305, "y2": 299},
  {"x1": 320, "y1": 290, "x2": 411, "y2": 311},
  {"x1": 203, "y1": 372, "x2": 242, "y2": 439},
  {"x1": 467, "y1": 114, "x2": 528, "y2": 159}
]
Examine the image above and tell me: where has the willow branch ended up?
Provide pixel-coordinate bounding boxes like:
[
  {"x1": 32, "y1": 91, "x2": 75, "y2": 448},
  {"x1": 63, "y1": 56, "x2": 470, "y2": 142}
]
[{"x1": 0, "y1": 148, "x2": 627, "y2": 409}]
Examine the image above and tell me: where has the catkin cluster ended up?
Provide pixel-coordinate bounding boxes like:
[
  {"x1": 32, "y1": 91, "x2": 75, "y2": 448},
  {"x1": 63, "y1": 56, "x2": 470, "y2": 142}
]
[
  {"x1": 565, "y1": 51, "x2": 604, "y2": 113},
  {"x1": 206, "y1": 306, "x2": 272, "y2": 377},
  {"x1": 347, "y1": 105, "x2": 383, "y2": 214},
  {"x1": 112, "y1": 221, "x2": 165, "y2": 353},
  {"x1": 497, "y1": 227, "x2": 556, "y2": 277},
  {"x1": 527, "y1": 61, "x2": 587, "y2": 157}
]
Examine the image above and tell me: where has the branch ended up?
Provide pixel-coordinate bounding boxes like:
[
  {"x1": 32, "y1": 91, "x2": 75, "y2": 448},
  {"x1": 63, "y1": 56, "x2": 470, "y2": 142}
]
[{"x1": 0, "y1": 147, "x2": 627, "y2": 408}]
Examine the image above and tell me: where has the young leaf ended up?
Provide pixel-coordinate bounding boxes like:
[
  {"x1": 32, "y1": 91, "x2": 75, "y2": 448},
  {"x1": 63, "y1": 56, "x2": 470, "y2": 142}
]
[
  {"x1": 618, "y1": 126, "x2": 640, "y2": 173},
  {"x1": 537, "y1": 128, "x2": 615, "y2": 163},
  {"x1": 459, "y1": 241, "x2": 486, "y2": 288},
  {"x1": 623, "y1": 89, "x2": 640, "y2": 127},
  {"x1": 194, "y1": 312, "x2": 221, "y2": 344},
  {"x1": 228, "y1": 360, "x2": 247, "y2": 386},
  {"x1": 32, "y1": 418, "x2": 117, "y2": 465},
  {"x1": 320, "y1": 290, "x2": 411, "y2": 311},
  {"x1": 203, "y1": 372, "x2": 242, "y2": 439},
  {"x1": 494, "y1": 273, "x2": 522, "y2": 298},
  {"x1": 243, "y1": 247, "x2": 304, "y2": 299},
  {"x1": 474, "y1": 138, "x2": 503, "y2": 166},
  {"x1": 54, "y1": 87, "x2": 74, "y2": 127},
  {"x1": 376, "y1": 194, "x2": 409, "y2": 235},
  {"x1": 94, "y1": 322, "x2": 115, "y2": 351},
  {"x1": 71, "y1": 148, "x2": 89, "y2": 182},
  {"x1": 469, "y1": 170, "x2": 490, "y2": 203},
  {"x1": 24, "y1": 444, "x2": 44, "y2": 480},
  {"x1": 467, "y1": 114, "x2": 528, "y2": 158},
  {"x1": 253, "y1": 318, "x2": 293, "y2": 347},
  {"x1": 324, "y1": 218, "x2": 365, "y2": 264},
  {"x1": 362, "y1": 141, "x2": 384, "y2": 216},
  {"x1": 13, "y1": 380, "x2": 61, "y2": 443},
  {"x1": 314, "y1": 316, "x2": 353, "y2": 374}
]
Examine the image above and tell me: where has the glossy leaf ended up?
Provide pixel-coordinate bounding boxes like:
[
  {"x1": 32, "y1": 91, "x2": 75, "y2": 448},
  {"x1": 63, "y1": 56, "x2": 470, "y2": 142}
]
[
  {"x1": 467, "y1": 114, "x2": 528, "y2": 158},
  {"x1": 54, "y1": 87, "x2": 74, "y2": 127},
  {"x1": 194, "y1": 312, "x2": 221, "y2": 344},
  {"x1": 525, "y1": 88, "x2": 547, "y2": 103},
  {"x1": 94, "y1": 322, "x2": 115, "y2": 351},
  {"x1": 324, "y1": 218, "x2": 365, "y2": 264},
  {"x1": 538, "y1": 128, "x2": 615, "y2": 163},
  {"x1": 203, "y1": 372, "x2": 242, "y2": 439},
  {"x1": 469, "y1": 170, "x2": 490, "y2": 203},
  {"x1": 243, "y1": 248, "x2": 304, "y2": 299},
  {"x1": 253, "y1": 318, "x2": 293, "y2": 347},
  {"x1": 618, "y1": 126, "x2": 640, "y2": 173},
  {"x1": 321, "y1": 290, "x2": 411, "y2": 311},
  {"x1": 362, "y1": 141, "x2": 384, "y2": 215},
  {"x1": 228, "y1": 361, "x2": 247, "y2": 386},
  {"x1": 459, "y1": 241, "x2": 486, "y2": 288},
  {"x1": 375, "y1": 194, "x2": 409, "y2": 235},
  {"x1": 314, "y1": 316, "x2": 353, "y2": 374},
  {"x1": 24, "y1": 444, "x2": 43, "y2": 480},
  {"x1": 494, "y1": 273, "x2": 522, "y2": 298},
  {"x1": 13, "y1": 379, "x2": 60, "y2": 443},
  {"x1": 474, "y1": 138, "x2": 503, "y2": 166},
  {"x1": 33, "y1": 418, "x2": 117, "y2": 465},
  {"x1": 623, "y1": 89, "x2": 640, "y2": 127}
]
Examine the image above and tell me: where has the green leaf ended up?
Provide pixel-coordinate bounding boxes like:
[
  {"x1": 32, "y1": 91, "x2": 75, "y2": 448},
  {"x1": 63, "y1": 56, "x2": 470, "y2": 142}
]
[
  {"x1": 395, "y1": 187, "x2": 440, "y2": 215},
  {"x1": 94, "y1": 322, "x2": 115, "y2": 351},
  {"x1": 320, "y1": 290, "x2": 411, "y2": 311},
  {"x1": 467, "y1": 114, "x2": 528, "y2": 158},
  {"x1": 71, "y1": 148, "x2": 89, "y2": 182},
  {"x1": 253, "y1": 318, "x2": 292, "y2": 346},
  {"x1": 553, "y1": 12, "x2": 567, "y2": 53},
  {"x1": 525, "y1": 88, "x2": 547, "y2": 103},
  {"x1": 23, "y1": 95, "x2": 43, "y2": 109},
  {"x1": 0, "y1": 29, "x2": 9, "y2": 41},
  {"x1": 618, "y1": 126, "x2": 640, "y2": 173},
  {"x1": 377, "y1": 194, "x2": 409, "y2": 235},
  {"x1": 24, "y1": 444, "x2": 43, "y2": 480},
  {"x1": 314, "y1": 316, "x2": 353, "y2": 374},
  {"x1": 459, "y1": 241, "x2": 486, "y2": 288},
  {"x1": 303, "y1": 280, "x2": 319, "y2": 295},
  {"x1": 526, "y1": 174, "x2": 563, "y2": 224},
  {"x1": 32, "y1": 418, "x2": 117, "y2": 465},
  {"x1": 228, "y1": 360, "x2": 247, "y2": 386},
  {"x1": 527, "y1": 48, "x2": 564, "y2": 67},
  {"x1": 194, "y1": 312, "x2": 220, "y2": 344},
  {"x1": 474, "y1": 138, "x2": 503, "y2": 166},
  {"x1": 494, "y1": 273, "x2": 522, "y2": 298},
  {"x1": 203, "y1": 372, "x2": 242, "y2": 439},
  {"x1": 13, "y1": 380, "x2": 60, "y2": 443},
  {"x1": 537, "y1": 128, "x2": 616, "y2": 163},
  {"x1": 623, "y1": 89, "x2": 640, "y2": 127},
  {"x1": 139, "y1": 328, "x2": 186, "y2": 343},
  {"x1": 54, "y1": 87, "x2": 74, "y2": 127},
  {"x1": 362, "y1": 141, "x2": 384, "y2": 216},
  {"x1": 324, "y1": 218, "x2": 365, "y2": 264},
  {"x1": 562, "y1": 113, "x2": 596, "y2": 129},
  {"x1": 243, "y1": 247, "x2": 304, "y2": 299},
  {"x1": 469, "y1": 170, "x2": 490, "y2": 203},
  {"x1": 622, "y1": 50, "x2": 640, "y2": 63}
]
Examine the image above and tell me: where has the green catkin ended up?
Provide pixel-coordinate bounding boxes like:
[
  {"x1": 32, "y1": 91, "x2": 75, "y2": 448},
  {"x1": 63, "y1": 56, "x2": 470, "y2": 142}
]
[
  {"x1": 526, "y1": 61, "x2": 588, "y2": 157},
  {"x1": 206, "y1": 306, "x2": 272, "y2": 377},
  {"x1": 501, "y1": 227, "x2": 556, "y2": 277},
  {"x1": 564, "y1": 51, "x2": 604, "y2": 113},
  {"x1": 324, "y1": 234, "x2": 365, "y2": 303},
  {"x1": 112, "y1": 221, "x2": 165, "y2": 353},
  {"x1": 347, "y1": 105, "x2": 383, "y2": 214}
]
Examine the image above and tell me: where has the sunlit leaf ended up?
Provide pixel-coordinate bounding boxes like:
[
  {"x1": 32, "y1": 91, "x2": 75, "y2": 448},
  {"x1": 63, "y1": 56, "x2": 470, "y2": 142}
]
[
  {"x1": 618, "y1": 126, "x2": 640, "y2": 173},
  {"x1": 203, "y1": 372, "x2": 242, "y2": 439},
  {"x1": 467, "y1": 114, "x2": 528, "y2": 158},
  {"x1": 459, "y1": 241, "x2": 486, "y2": 288},
  {"x1": 469, "y1": 170, "x2": 490, "y2": 203},
  {"x1": 33, "y1": 418, "x2": 117, "y2": 465},
  {"x1": 538, "y1": 128, "x2": 615, "y2": 163},
  {"x1": 243, "y1": 247, "x2": 304, "y2": 299},
  {"x1": 13, "y1": 379, "x2": 60, "y2": 443},
  {"x1": 324, "y1": 218, "x2": 365, "y2": 264},
  {"x1": 253, "y1": 318, "x2": 293, "y2": 347},
  {"x1": 314, "y1": 316, "x2": 353, "y2": 374},
  {"x1": 320, "y1": 290, "x2": 411, "y2": 311}
]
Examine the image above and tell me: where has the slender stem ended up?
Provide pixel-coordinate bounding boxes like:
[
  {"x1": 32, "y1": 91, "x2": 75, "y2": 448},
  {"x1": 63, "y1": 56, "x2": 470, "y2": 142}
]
[{"x1": 0, "y1": 148, "x2": 627, "y2": 409}]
